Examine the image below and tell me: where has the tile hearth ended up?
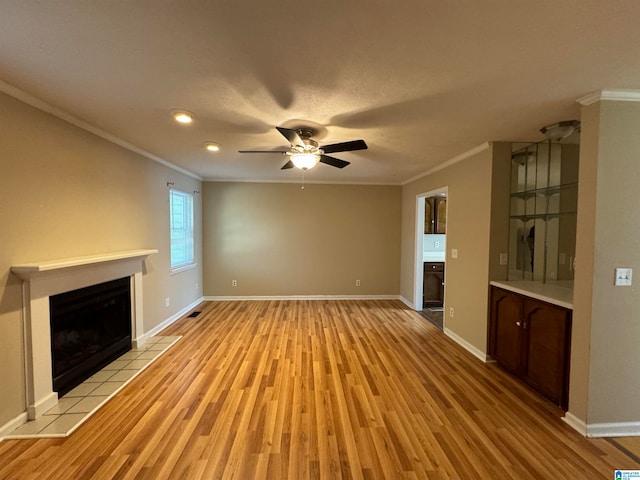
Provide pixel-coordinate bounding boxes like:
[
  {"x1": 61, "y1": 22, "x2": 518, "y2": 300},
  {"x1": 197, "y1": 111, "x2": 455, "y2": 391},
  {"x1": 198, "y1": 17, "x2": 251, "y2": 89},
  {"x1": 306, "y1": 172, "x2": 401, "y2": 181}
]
[{"x1": 7, "y1": 335, "x2": 180, "y2": 439}]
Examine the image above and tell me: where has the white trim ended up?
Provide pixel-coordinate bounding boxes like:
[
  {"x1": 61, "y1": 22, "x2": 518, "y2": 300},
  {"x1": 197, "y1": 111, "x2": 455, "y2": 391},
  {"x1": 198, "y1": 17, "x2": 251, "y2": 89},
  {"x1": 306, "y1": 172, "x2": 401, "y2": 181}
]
[
  {"x1": 561, "y1": 414, "x2": 640, "y2": 439},
  {"x1": 413, "y1": 187, "x2": 448, "y2": 310},
  {"x1": 401, "y1": 142, "x2": 490, "y2": 185},
  {"x1": 170, "y1": 263, "x2": 198, "y2": 275},
  {"x1": 0, "y1": 412, "x2": 28, "y2": 442},
  {"x1": 0, "y1": 79, "x2": 201, "y2": 181},
  {"x1": 576, "y1": 91, "x2": 603, "y2": 106},
  {"x1": 444, "y1": 328, "x2": 487, "y2": 363},
  {"x1": 203, "y1": 295, "x2": 400, "y2": 301},
  {"x1": 135, "y1": 297, "x2": 204, "y2": 346},
  {"x1": 399, "y1": 296, "x2": 415, "y2": 309},
  {"x1": 415, "y1": 196, "x2": 426, "y2": 312},
  {"x1": 489, "y1": 280, "x2": 573, "y2": 310},
  {"x1": 203, "y1": 177, "x2": 400, "y2": 186},
  {"x1": 27, "y1": 392, "x2": 59, "y2": 420},
  {"x1": 585, "y1": 421, "x2": 640, "y2": 438},
  {"x1": 11, "y1": 249, "x2": 158, "y2": 278},
  {"x1": 577, "y1": 89, "x2": 640, "y2": 106},
  {"x1": 562, "y1": 412, "x2": 587, "y2": 436}
]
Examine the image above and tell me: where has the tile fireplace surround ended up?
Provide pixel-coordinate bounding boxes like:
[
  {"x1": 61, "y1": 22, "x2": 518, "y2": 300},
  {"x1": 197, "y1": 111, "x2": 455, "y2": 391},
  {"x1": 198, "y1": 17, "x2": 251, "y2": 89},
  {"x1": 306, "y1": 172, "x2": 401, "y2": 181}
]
[{"x1": 11, "y1": 249, "x2": 158, "y2": 421}]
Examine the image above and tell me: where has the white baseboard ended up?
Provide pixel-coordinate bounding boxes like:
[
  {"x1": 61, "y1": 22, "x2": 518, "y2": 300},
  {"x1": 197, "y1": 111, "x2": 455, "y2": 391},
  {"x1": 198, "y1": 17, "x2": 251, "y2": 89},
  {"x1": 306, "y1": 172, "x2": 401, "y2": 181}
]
[
  {"x1": 0, "y1": 411, "x2": 28, "y2": 441},
  {"x1": 562, "y1": 412, "x2": 640, "y2": 437},
  {"x1": 443, "y1": 328, "x2": 487, "y2": 363},
  {"x1": 586, "y1": 421, "x2": 640, "y2": 437},
  {"x1": 134, "y1": 297, "x2": 203, "y2": 346},
  {"x1": 563, "y1": 411, "x2": 587, "y2": 436},
  {"x1": 28, "y1": 392, "x2": 59, "y2": 421},
  {"x1": 203, "y1": 295, "x2": 400, "y2": 301},
  {"x1": 399, "y1": 296, "x2": 415, "y2": 309}
]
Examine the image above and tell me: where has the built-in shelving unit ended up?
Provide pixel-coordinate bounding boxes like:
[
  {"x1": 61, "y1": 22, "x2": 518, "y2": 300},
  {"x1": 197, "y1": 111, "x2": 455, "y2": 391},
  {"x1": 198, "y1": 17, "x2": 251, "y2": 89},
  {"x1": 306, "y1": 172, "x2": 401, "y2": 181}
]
[{"x1": 508, "y1": 141, "x2": 579, "y2": 283}]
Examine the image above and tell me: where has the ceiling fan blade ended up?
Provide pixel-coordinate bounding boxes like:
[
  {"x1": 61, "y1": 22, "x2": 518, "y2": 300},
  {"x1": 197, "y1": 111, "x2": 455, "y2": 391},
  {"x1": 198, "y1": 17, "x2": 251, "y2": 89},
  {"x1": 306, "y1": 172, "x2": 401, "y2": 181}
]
[
  {"x1": 276, "y1": 127, "x2": 304, "y2": 147},
  {"x1": 321, "y1": 139, "x2": 367, "y2": 154},
  {"x1": 281, "y1": 160, "x2": 294, "y2": 170},
  {"x1": 319, "y1": 155, "x2": 350, "y2": 169},
  {"x1": 238, "y1": 150, "x2": 288, "y2": 153}
]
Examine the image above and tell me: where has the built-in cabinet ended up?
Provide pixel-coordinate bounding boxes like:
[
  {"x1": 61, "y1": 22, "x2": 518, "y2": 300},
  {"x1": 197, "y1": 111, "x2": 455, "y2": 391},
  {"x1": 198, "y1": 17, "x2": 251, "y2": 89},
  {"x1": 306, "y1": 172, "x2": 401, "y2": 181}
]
[
  {"x1": 423, "y1": 262, "x2": 444, "y2": 307},
  {"x1": 508, "y1": 141, "x2": 579, "y2": 282},
  {"x1": 425, "y1": 197, "x2": 446, "y2": 234},
  {"x1": 489, "y1": 286, "x2": 572, "y2": 410}
]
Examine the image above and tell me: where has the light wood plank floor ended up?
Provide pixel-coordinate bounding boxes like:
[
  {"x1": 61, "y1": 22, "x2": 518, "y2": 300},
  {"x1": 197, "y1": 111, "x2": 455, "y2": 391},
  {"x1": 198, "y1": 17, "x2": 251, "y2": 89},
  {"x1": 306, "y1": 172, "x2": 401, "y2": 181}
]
[{"x1": 0, "y1": 300, "x2": 637, "y2": 479}]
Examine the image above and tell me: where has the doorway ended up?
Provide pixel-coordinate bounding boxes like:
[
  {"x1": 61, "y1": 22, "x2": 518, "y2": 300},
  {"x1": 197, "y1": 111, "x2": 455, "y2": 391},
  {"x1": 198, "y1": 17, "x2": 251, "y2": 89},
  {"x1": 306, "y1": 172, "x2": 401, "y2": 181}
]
[{"x1": 415, "y1": 187, "x2": 448, "y2": 330}]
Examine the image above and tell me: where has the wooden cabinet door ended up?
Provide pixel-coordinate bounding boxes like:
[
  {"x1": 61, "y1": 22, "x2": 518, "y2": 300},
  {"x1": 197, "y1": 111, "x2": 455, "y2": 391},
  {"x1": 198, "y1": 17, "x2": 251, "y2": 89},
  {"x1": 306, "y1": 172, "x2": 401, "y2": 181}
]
[
  {"x1": 425, "y1": 198, "x2": 435, "y2": 234},
  {"x1": 423, "y1": 263, "x2": 444, "y2": 307},
  {"x1": 490, "y1": 289, "x2": 523, "y2": 375},
  {"x1": 522, "y1": 299, "x2": 571, "y2": 408},
  {"x1": 435, "y1": 198, "x2": 446, "y2": 234}
]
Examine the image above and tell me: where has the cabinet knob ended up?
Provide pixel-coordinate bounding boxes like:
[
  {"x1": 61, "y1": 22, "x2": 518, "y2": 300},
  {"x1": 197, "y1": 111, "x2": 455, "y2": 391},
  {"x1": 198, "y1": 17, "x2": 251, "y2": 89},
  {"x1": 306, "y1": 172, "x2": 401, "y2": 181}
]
[{"x1": 516, "y1": 321, "x2": 521, "y2": 327}]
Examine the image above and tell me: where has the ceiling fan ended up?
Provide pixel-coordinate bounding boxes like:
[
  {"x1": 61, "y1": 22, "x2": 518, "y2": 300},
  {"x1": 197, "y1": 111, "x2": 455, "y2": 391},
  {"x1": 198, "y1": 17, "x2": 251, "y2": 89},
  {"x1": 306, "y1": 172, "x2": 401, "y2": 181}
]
[{"x1": 239, "y1": 126, "x2": 367, "y2": 170}]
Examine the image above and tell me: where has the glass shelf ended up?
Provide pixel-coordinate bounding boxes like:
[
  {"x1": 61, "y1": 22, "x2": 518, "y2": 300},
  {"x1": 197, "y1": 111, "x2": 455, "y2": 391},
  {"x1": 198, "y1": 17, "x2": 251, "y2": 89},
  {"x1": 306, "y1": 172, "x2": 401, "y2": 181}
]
[{"x1": 508, "y1": 140, "x2": 579, "y2": 283}]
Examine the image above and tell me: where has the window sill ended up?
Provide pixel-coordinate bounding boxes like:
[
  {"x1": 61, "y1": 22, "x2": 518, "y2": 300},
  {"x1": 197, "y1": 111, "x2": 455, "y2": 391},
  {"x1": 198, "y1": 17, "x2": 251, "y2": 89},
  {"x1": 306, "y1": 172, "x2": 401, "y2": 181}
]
[{"x1": 170, "y1": 263, "x2": 197, "y2": 275}]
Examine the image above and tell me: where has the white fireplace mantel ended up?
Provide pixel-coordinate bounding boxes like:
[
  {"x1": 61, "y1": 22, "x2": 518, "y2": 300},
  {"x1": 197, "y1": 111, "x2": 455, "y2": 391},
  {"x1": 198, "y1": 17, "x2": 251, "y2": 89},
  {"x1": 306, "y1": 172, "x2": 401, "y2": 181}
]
[
  {"x1": 11, "y1": 249, "x2": 158, "y2": 279},
  {"x1": 12, "y1": 249, "x2": 158, "y2": 420}
]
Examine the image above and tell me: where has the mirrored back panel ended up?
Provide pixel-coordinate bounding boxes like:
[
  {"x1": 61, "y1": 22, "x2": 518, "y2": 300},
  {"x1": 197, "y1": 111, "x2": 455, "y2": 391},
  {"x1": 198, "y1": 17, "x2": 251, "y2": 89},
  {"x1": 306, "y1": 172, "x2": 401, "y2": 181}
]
[{"x1": 508, "y1": 141, "x2": 579, "y2": 284}]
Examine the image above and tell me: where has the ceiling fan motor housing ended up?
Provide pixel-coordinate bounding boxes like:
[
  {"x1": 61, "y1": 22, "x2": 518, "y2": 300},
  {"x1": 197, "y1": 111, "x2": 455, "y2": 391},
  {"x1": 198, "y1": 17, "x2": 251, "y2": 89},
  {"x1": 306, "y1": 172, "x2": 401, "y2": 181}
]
[
  {"x1": 238, "y1": 125, "x2": 367, "y2": 170},
  {"x1": 295, "y1": 127, "x2": 316, "y2": 141}
]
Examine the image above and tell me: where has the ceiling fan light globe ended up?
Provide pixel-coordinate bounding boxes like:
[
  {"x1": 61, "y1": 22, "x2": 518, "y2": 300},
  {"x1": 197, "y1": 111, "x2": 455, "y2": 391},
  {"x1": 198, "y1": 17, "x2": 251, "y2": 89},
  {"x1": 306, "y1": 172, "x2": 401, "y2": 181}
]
[{"x1": 291, "y1": 153, "x2": 319, "y2": 170}]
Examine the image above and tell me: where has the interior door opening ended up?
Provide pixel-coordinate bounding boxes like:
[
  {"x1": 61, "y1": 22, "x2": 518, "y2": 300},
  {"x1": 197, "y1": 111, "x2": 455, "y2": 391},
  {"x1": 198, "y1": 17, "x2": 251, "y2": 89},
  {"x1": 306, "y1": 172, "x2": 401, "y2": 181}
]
[{"x1": 415, "y1": 187, "x2": 448, "y2": 330}]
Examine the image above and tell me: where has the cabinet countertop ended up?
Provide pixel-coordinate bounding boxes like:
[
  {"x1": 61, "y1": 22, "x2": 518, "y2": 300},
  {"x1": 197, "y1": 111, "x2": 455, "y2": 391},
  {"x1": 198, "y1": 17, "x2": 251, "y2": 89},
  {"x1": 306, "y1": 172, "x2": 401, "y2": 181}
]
[
  {"x1": 423, "y1": 253, "x2": 445, "y2": 263},
  {"x1": 490, "y1": 280, "x2": 573, "y2": 310}
]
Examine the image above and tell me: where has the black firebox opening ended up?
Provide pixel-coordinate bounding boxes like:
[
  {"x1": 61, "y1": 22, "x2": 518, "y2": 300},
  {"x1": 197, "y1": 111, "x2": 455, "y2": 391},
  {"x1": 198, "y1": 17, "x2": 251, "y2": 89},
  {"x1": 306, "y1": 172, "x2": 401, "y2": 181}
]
[{"x1": 49, "y1": 276, "x2": 132, "y2": 397}]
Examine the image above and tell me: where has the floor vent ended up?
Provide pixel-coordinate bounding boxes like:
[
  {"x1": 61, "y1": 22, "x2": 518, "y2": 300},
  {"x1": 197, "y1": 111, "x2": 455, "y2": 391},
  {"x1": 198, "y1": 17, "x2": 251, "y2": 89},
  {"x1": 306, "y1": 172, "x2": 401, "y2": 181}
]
[{"x1": 187, "y1": 311, "x2": 201, "y2": 318}]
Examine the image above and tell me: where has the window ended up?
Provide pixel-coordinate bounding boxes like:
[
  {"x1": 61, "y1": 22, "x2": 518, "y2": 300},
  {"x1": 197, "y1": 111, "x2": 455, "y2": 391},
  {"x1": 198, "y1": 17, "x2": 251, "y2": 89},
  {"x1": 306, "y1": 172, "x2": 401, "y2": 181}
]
[{"x1": 169, "y1": 189, "x2": 194, "y2": 270}]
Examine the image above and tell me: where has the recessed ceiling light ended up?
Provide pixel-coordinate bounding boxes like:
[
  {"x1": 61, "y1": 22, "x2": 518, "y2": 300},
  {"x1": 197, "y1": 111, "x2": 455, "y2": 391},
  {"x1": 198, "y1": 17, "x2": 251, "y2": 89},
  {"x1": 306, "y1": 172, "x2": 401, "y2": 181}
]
[
  {"x1": 204, "y1": 142, "x2": 220, "y2": 152},
  {"x1": 172, "y1": 110, "x2": 195, "y2": 124}
]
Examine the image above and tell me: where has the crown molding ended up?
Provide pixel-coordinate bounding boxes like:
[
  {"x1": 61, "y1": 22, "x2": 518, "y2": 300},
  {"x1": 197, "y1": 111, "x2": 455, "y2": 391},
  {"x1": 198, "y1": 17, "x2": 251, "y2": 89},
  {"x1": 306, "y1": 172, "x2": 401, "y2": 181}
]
[
  {"x1": 401, "y1": 142, "x2": 490, "y2": 186},
  {"x1": 203, "y1": 177, "x2": 401, "y2": 186},
  {"x1": 577, "y1": 89, "x2": 640, "y2": 106},
  {"x1": 0, "y1": 79, "x2": 202, "y2": 181}
]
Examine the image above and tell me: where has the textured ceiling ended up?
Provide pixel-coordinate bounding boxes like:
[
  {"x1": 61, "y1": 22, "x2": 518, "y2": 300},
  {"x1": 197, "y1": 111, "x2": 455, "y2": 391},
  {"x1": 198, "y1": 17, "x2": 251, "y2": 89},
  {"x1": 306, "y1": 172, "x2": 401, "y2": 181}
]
[{"x1": 1, "y1": 1, "x2": 640, "y2": 183}]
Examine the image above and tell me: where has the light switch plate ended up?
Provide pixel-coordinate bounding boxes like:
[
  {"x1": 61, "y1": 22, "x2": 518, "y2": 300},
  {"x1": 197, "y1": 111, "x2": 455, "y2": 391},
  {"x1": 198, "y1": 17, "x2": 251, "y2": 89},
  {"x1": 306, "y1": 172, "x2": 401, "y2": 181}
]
[
  {"x1": 615, "y1": 268, "x2": 632, "y2": 286},
  {"x1": 499, "y1": 253, "x2": 508, "y2": 265},
  {"x1": 451, "y1": 248, "x2": 458, "y2": 259}
]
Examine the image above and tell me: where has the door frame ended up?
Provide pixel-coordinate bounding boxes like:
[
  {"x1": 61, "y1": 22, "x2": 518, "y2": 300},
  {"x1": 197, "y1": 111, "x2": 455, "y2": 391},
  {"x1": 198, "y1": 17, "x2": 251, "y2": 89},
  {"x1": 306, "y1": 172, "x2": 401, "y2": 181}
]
[{"x1": 414, "y1": 186, "x2": 448, "y2": 312}]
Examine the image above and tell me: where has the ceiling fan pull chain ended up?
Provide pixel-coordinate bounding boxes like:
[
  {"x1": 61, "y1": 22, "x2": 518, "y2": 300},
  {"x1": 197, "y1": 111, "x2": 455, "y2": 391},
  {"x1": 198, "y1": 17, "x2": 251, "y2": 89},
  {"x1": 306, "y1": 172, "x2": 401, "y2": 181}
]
[{"x1": 301, "y1": 170, "x2": 305, "y2": 190}]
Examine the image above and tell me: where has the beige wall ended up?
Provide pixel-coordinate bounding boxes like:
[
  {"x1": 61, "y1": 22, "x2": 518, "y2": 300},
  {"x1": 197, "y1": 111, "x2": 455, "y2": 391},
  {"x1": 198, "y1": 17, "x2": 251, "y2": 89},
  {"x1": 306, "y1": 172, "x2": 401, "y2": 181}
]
[
  {"x1": 569, "y1": 102, "x2": 600, "y2": 422},
  {"x1": 488, "y1": 143, "x2": 512, "y2": 282},
  {"x1": 572, "y1": 100, "x2": 640, "y2": 426},
  {"x1": 400, "y1": 144, "x2": 509, "y2": 353},
  {"x1": 0, "y1": 92, "x2": 202, "y2": 428},
  {"x1": 202, "y1": 182, "x2": 401, "y2": 296}
]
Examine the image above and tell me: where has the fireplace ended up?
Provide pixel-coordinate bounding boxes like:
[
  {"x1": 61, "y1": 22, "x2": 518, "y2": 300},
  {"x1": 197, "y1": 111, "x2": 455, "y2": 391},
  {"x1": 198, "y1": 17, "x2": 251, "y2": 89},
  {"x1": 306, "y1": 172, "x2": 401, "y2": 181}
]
[
  {"x1": 11, "y1": 249, "x2": 157, "y2": 419},
  {"x1": 50, "y1": 277, "x2": 132, "y2": 396}
]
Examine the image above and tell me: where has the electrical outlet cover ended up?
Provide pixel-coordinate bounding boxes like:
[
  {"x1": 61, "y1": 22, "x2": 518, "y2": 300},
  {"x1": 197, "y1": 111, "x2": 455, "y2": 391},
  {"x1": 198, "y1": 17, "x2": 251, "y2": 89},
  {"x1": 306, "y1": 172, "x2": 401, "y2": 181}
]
[{"x1": 615, "y1": 268, "x2": 632, "y2": 286}]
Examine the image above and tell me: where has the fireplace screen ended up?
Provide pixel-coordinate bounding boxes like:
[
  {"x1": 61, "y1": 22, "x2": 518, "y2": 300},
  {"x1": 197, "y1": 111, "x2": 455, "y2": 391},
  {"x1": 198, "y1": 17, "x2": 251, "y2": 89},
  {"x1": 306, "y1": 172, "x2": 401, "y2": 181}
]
[{"x1": 49, "y1": 276, "x2": 132, "y2": 396}]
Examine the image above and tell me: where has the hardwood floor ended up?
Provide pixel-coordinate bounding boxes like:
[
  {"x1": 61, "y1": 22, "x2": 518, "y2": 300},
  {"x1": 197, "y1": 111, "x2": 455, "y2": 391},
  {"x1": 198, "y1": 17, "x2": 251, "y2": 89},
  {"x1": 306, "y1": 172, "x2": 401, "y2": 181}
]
[{"x1": 0, "y1": 300, "x2": 637, "y2": 479}]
